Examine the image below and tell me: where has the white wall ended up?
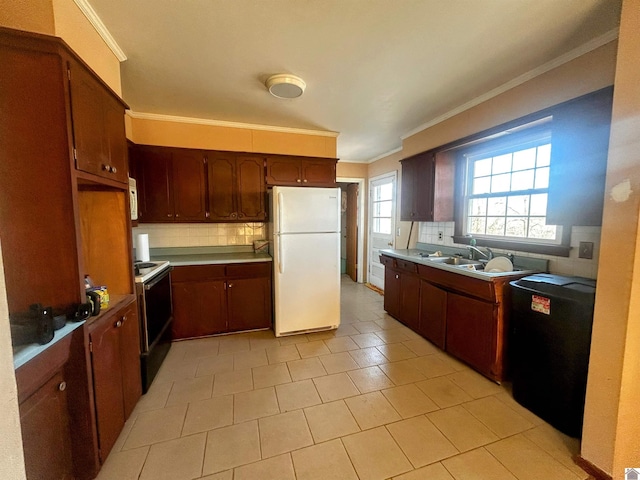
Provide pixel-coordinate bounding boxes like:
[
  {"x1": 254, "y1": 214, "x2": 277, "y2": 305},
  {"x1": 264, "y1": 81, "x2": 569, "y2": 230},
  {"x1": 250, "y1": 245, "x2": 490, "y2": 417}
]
[{"x1": 132, "y1": 223, "x2": 266, "y2": 248}]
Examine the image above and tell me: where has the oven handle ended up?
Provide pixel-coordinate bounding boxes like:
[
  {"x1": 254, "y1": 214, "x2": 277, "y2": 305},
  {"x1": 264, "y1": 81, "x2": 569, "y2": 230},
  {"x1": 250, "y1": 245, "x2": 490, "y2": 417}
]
[{"x1": 144, "y1": 266, "x2": 173, "y2": 290}]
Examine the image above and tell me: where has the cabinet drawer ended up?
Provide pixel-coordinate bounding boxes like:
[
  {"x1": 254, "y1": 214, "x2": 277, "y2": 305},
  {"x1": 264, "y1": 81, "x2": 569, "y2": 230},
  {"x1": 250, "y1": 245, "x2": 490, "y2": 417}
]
[
  {"x1": 226, "y1": 262, "x2": 271, "y2": 278},
  {"x1": 172, "y1": 265, "x2": 226, "y2": 282},
  {"x1": 417, "y1": 264, "x2": 495, "y2": 301},
  {"x1": 396, "y1": 259, "x2": 418, "y2": 273},
  {"x1": 379, "y1": 255, "x2": 396, "y2": 268}
]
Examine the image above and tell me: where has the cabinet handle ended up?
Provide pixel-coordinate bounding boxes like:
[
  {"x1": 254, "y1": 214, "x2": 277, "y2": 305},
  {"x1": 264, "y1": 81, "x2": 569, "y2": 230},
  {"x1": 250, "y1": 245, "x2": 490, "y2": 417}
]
[
  {"x1": 115, "y1": 319, "x2": 123, "y2": 328},
  {"x1": 238, "y1": 213, "x2": 244, "y2": 218},
  {"x1": 231, "y1": 213, "x2": 237, "y2": 219},
  {"x1": 58, "y1": 381, "x2": 67, "y2": 392},
  {"x1": 206, "y1": 212, "x2": 210, "y2": 218},
  {"x1": 395, "y1": 274, "x2": 399, "y2": 279},
  {"x1": 303, "y1": 179, "x2": 308, "y2": 183},
  {"x1": 175, "y1": 214, "x2": 180, "y2": 218},
  {"x1": 167, "y1": 214, "x2": 173, "y2": 218},
  {"x1": 297, "y1": 179, "x2": 301, "y2": 183},
  {"x1": 228, "y1": 283, "x2": 233, "y2": 288},
  {"x1": 102, "y1": 164, "x2": 111, "y2": 172},
  {"x1": 111, "y1": 166, "x2": 117, "y2": 174}
]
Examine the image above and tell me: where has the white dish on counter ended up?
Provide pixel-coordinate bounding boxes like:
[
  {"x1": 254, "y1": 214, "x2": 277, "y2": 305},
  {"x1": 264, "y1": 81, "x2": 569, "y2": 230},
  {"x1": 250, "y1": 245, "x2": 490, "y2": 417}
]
[{"x1": 484, "y1": 257, "x2": 514, "y2": 273}]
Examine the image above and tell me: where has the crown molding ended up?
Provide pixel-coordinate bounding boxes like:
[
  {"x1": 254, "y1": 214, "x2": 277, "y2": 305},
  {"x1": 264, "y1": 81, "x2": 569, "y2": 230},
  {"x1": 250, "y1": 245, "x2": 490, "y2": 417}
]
[
  {"x1": 73, "y1": 0, "x2": 127, "y2": 61},
  {"x1": 126, "y1": 111, "x2": 339, "y2": 137},
  {"x1": 401, "y1": 28, "x2": 619, "y2": 141},
  {"x1": 363, "y1": 146, "x2": 403, "y2": 164}
]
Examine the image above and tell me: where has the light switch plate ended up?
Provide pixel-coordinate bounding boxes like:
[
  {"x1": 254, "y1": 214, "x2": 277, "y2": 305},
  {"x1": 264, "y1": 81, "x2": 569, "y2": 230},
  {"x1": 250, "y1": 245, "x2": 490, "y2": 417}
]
[{"x1": 579, "y1": 241, "x2": 594, "y2": 259}]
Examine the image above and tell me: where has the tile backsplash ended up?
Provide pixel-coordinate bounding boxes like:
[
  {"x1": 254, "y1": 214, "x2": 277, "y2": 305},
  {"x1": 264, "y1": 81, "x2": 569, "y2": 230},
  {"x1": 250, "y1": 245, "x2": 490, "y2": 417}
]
[
  {"x1": 418, "y1": 222, "x2": 601, "y2": 279},
  {"x1": 132, "y1": 223, "x2": 266, "y2": 248}
]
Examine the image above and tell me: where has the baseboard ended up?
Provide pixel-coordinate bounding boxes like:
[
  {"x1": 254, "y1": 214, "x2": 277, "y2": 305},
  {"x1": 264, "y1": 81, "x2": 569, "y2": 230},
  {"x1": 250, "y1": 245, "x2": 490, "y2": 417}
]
[{"x1": 574, "y1": 455, "x2": 612, "y2": 480}]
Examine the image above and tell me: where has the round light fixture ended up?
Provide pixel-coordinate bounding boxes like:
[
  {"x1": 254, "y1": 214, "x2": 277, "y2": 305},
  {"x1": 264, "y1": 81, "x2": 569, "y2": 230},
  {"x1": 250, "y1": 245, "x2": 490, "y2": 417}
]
[{"x1": 265, "y1": 74, "x2": 306, "y2": 99}]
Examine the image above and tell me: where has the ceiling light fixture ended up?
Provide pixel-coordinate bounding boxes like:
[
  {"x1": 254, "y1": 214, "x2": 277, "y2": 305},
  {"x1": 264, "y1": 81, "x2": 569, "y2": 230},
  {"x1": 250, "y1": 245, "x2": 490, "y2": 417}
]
[{"x1": 265, "y1": 74, "x2": 306, "y2": 99}]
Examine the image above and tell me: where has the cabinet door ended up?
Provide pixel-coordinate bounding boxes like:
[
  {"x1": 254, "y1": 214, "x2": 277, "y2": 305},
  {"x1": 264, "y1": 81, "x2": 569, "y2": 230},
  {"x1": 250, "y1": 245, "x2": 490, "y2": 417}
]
[
  {"x1": 236, "y1": 155, "x2": 267, "y2": 221},
  {"x1": 20, "y1": 371, "x2": 74, "y2": 480},
  {"x1": 399, "y1": 273, "x2": 420, "y2": 331},
  {"x1": 265, "y1": 157, "x2": 302, "y2": 185},
  {"x1": 119, "y1": 304, "x2": 142, "y2": 419},
  {"x1": 227, "y1": 276, "x2": 272, "y2": 331},
  {"x1": 90, "y1": 314, "x2": 125, "y2": 462},
  {"x1": 383, "y1": 267, "x2": 401, "y2": 319},
  {"x1": 102, "y1": 95, "x2": 128, "y2": 183},
  {"x1": 446, "y1": 292, "x2": 496, "y2": 377},
  {"x1": 172, "y1": 149, "x2": 207, "y2": 221},
  {"x1": 135, "y1": 146, "x2": 174, "y2": 222},
  {"x1": 69, "y1": 63, "x2": 107, "y2": 178},
  {"x1": 208, "y1": 153, "x2": 237, "y2": 221},
  {"x1": 301, "y1": 158, "x2": 336, "y2": 186},
  {"x1": 172, "y1": 280, "x2": 227, "y2": 339},
  {"x1": 419, "y1": 280, "x2": 447, "y2": 348},
  {"x1": 400, "y1": 153, "x2": 434, "y2": 221}
]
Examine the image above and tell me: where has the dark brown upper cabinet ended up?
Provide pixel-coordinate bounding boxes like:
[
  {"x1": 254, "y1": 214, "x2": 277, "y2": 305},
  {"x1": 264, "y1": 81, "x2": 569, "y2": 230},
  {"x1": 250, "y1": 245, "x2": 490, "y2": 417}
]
[
  {"x1": 69, "y1": 59, "x2": 128, "y2": 184},
  {"x1": 400, "y1": 150, "x2": 455, "y2": 222},
  {"x1": 546, "y1": 87, "x2": 613, "y2": 227},
  {"x1": 208, "y1": 152, "x2": 266, "y2": 222},
  {"x1": 133, "y1": 145, "x2": 207, "y2": 223},
  {"x1": 265, "y1": 155, "x2": 337, "y2": 187}
]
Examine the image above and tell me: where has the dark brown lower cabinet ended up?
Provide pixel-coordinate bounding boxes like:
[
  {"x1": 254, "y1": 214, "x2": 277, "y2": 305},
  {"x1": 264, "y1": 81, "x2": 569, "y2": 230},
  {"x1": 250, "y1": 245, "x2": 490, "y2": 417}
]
[
  {"x1": 383, "y1": 264, "x2": 401, "y2": 319},
  {"x1": 171, "y1": 262, "x2": 273, "y2": 339},
  {"x1": 89, "y1": 300, "x2": 141, "y2": 463},
  {"x1": 418, "y1": 280, "x2": 447, "y2": 349},
  {"x1": 20, "y1": 370, "x2": 74, "y2": 480},
  {"x1": 172, "y1": 279, "x2": 227, "y2": 338},
  {"x1": 445, "y1": 292, "x2": 496, "y2": 377}
]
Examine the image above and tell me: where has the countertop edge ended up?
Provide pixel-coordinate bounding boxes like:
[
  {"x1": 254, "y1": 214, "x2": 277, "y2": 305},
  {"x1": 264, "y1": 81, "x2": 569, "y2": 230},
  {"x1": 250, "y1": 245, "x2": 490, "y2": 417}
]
[{"x1": 13, "y1": 321, "x2": 85, "y2": 370}]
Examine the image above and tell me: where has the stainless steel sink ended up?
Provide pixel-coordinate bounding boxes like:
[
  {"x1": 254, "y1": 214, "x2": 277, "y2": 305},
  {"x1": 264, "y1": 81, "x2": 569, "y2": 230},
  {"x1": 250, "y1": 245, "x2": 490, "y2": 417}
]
[{"x1": 426, "y1": 256, "x2": 483, "y2": 266}]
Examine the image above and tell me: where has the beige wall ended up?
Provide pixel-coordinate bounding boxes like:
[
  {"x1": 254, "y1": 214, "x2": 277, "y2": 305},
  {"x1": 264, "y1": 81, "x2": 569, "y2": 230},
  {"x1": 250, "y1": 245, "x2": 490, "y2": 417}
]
[
  {"x1": 0, "y1": 0, "x2": 122, "y2": 95},
  {"x1": 0, "y1": 0, "x2": 55, "y2": 34},
  {"x1": 0, "y1": 241, "x2": 26, "y2": 480},
  {"x1": 402, "y1": 41, "x2": 617, "y2": 157},
  {"x1": 582, "y1": 0, "x2": 640, "y2": 476},
  {"x1": 127, "y1": 116, "x2": 337, "y2": 158},
  {"x1": 337, "y1": 162, "x2": 367, "y2": 179}
]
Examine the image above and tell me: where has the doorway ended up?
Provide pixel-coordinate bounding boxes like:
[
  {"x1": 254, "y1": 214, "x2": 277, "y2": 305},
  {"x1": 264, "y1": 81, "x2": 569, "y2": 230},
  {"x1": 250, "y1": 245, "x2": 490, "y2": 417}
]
[
  {"x1": 337, "y1": 177, "x2": 365, "y2": 283},
  {"x1": 368, "y1": 172, "x2": 397, "y2": 290}
]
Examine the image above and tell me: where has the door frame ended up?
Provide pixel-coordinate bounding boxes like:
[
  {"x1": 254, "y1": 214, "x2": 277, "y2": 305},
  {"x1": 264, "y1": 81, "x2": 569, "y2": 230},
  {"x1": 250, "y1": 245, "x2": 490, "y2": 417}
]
[
  {"x1": 367, "y1": 171, "x2": 397, "y2": 290},
  {"x1": 337, "y1": 176, "x2": 365, "y2": 283}
]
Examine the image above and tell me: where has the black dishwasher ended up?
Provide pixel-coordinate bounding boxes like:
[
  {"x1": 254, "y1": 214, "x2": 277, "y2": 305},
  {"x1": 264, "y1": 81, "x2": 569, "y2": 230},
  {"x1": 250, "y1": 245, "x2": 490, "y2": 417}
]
[{"x1": 509, "y1": 274, "x2": 596, "y2": 437}]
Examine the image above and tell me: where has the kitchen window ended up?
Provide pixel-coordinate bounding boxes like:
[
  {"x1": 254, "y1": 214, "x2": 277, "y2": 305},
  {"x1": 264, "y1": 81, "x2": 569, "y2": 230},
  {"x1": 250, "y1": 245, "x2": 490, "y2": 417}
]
[{"x1": 463, "y1": 133, "x2": 562, "y2": 244}]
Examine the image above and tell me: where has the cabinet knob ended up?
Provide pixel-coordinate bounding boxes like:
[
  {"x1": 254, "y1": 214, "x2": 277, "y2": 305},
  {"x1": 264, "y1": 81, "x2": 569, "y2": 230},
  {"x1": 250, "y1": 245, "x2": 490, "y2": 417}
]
[
  {"x1": 111, "y1": 166, "x2": 117, "y2": 174},
  {"x1": 102, "y1": 164, "x2": 110, "y2": 172},
  {"x1": 58, "y1": 381, "x2": 67, "y2": 392},
  {"x1": 206, "y1": 212, "x2": 210, "y2": 218},
  {"x1": 167, "y1": 214, "x2": 173, "y2": 218},
  {"x1": 231, "y1": 213, "x2": 237, "y2": 219},
  {"x1": 115, "y1": 319, "x2": 123, "y2": 328},
  {"x1": 238, "y1": 213, "x2": 244, "y2": 218},
  {"x1": 228, "y1": 283, "x2": 233, "y2": 288},
  {"x1": 395, "y1": 274, "x2": 399, "y2": 279},
  {"x1": 297, "y1": 179, "x2": 301, "y2": 183},
  {"x1": 303, "y1": 179, "x2": 308, "y2": 183},
  {"x1": 175, "y1": 214, "x2": 180, "y2": 218}
]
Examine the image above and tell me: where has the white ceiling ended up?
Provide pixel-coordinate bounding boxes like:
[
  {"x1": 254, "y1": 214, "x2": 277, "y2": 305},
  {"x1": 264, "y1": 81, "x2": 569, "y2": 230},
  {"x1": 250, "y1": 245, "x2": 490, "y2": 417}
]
[{"x1": 87, "y1": 0, "x2": 621, "y2": 163}]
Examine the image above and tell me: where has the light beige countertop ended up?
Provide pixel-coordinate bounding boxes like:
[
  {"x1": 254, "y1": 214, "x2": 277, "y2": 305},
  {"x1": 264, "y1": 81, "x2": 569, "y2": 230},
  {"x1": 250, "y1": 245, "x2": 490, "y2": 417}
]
[{"x1": 148, "y1": 246, "x2": 272, "y2": 267}]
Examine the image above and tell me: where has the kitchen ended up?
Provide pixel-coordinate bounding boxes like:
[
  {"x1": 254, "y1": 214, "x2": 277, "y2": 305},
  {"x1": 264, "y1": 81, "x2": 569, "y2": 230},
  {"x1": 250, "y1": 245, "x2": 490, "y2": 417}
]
[{"x1": 0, "y1": 1, "x2": 639, "y2": 480}]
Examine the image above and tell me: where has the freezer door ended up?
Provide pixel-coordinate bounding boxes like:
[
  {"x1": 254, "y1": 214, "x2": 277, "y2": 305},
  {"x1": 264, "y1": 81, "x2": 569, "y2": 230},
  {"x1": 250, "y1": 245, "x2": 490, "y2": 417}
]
[
  {"x1": 274, "y1": 186, "x2": 340, "y2": 233},
  {"x1": 274, "y1": 232, "x2": 340, "y2": 335}
]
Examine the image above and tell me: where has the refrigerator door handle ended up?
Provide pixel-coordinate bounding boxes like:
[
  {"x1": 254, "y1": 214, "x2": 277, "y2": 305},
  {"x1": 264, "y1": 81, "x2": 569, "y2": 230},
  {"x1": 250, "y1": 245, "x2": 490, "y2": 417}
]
[
  {"x1": 278, "y1": 235, "x2": 284, "y2": 274},
  {"x1": 277, "y1": 192, "x2": 283, "y2": 233}
]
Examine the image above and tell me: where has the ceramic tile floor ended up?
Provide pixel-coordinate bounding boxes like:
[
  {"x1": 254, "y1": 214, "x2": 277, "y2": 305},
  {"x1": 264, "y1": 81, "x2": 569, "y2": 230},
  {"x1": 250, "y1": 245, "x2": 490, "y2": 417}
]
[{"x1": 97, "y1": 277, "x2": 591, "y2": 480}]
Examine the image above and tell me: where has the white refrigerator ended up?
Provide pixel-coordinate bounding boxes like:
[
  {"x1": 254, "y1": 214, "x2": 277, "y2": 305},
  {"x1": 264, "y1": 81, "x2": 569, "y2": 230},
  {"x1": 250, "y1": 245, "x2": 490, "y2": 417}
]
[{"x1": 269, "y1": 186, "x2": 341, "y2": 336}]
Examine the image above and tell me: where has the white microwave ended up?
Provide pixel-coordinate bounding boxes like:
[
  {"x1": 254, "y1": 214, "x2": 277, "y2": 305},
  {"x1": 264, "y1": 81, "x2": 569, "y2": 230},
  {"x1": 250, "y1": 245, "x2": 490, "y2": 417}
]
[{"x1": 129, "y1": 177, "x2": 138, "y2": 221}]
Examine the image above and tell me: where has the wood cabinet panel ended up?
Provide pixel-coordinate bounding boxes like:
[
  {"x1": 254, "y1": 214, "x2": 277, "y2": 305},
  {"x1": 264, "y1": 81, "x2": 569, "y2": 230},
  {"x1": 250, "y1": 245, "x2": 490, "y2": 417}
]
[
  {"x1": 446, "y1": 292, "x2": 496, "y2": 377},
  {"x1": 135, "y1": 146, "x2": 173, "y2": 222},
  {"x1": 20, "y1": 371, "x2": 74, "y2": 480},
  {"x1": 383, "y1": 265, "x2": 401, "y2": 319},
  {"x1": 400, "y1": 273, "x2": 420, "y2": 331},
  {"x1": 89, "y1": 301, "x2": 141, "y2": 463},
  {"x1": 90, "y1": 312, "x2": 125, "y2": 461},
  {"x1": 227, "y1": 276, "x2": 272, "y2": 331},
  {"x1": 172, "y1": 149, "x2": 207, "y2": 221},
  {"x1": 400, "y1": 150, "x2": 454, "y2": 222},
  {"x1": 171, "y1": 262, "x2": 273, "y2": 339},
  {"x1": 69, "y1": 60, "x2": 127, "y2": 183},
  {"x1": 208, "y1": 152, "x2": 237, "y2": 221},
  {"x1": 236, "y1": 155, "x2": 267, "y2": 220},
  {"x1": 172, "y1": 279, "x2": 227, "y2": 338},
  {"x1": 419, "y1": 280, "x2": 447, "y2": 349},
  {"x1": 266, "y1": 155, "x2": 337, "y2": 187}
]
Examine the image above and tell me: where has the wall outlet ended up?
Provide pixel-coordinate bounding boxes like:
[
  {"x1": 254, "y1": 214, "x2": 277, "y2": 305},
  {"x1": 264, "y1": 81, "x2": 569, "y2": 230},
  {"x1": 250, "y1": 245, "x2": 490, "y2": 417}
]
[
  {"x1": 579, "y1": 241, "x2": 594, "y2": 259},
  {"x1": 438, "y1": 231, "x2": 444, "y2": 241}
]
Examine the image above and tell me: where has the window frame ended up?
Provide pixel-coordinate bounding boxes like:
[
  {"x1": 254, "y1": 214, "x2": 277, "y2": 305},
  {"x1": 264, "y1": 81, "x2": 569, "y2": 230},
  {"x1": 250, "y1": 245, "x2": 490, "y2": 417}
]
[{"x1": 449, "y1": 117, "x2": 572, "y2": 257}]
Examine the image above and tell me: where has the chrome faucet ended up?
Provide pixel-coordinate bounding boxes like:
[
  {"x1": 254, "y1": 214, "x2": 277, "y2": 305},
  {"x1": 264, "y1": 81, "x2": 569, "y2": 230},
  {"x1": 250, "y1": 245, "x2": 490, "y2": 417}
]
[{"x1": 467, "y1": 245, "x2": 493, "y2": 261}]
